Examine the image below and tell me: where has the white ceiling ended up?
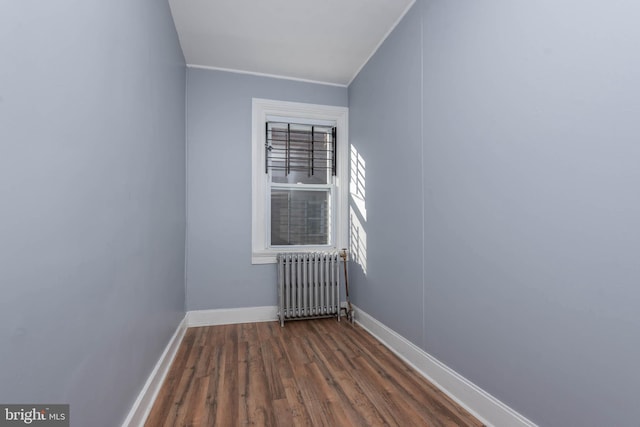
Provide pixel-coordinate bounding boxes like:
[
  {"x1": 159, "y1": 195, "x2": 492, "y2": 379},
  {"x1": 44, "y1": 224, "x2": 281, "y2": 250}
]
[{"x1": 168, "y1": 0, "x2": 415, "y2": 86}]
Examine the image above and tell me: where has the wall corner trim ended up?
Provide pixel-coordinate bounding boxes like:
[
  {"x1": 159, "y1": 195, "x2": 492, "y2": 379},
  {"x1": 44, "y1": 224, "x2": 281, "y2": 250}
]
[
  {"x1": 121, "y1": 316, "x2": 188, "y2": 427},
  {"x1": 353, "y1": 306, "x2": 538, "y2": 427},
  {"x1": 185, "y1": 306, "x2": 278, "y2": 327}
]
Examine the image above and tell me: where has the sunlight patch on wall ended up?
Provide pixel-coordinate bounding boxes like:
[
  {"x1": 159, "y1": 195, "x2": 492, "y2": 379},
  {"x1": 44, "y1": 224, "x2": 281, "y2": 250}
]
[
  {"x1": 350, "y1": 144, "x2": 367, "y2": 221},
  {"x1": 349, "y1": 144, "x2": 367, "y2": 275},
  {"x1": 350, "y1": 206, "x2": 368, "y2": 275}
]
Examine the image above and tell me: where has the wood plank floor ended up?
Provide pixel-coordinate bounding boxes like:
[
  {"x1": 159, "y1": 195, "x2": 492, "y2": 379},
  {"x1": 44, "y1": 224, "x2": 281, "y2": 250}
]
[{"x1": 145, "y1": 319, "x2": 484, "y2": 427}]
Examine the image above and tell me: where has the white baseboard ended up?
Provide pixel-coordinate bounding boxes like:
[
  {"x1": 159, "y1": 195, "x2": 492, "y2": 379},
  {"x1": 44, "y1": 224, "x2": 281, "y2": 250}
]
[
  {"x1": 353, "y1": 305, "x2": 537, "y2": 427},
  {"x1": 121, "y1": 317, "x2": 187, "y2": 427},
  {"x1": 186, "y1": 305, "x2": 278, "y2": 327}
]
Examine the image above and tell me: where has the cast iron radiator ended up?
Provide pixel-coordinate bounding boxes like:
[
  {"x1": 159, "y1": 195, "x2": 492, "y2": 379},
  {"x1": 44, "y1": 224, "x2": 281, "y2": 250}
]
[{"x1": 277, "y1": 252, "x2": 340, "y2": 327}]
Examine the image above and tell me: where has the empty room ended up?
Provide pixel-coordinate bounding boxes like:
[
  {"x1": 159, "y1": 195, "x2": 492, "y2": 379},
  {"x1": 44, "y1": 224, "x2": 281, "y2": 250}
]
[{"x1": 2, "y1": 0, "x2": 639, "y2": 426}]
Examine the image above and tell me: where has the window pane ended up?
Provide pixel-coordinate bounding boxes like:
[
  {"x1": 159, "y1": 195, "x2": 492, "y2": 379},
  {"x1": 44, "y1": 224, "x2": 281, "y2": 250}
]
[
  {"x1": 267, "y1": 122, "x2": 333, "y2": 185},
  {"x1": 271, "y1": 189, "x2": 330, "y2": 246}
]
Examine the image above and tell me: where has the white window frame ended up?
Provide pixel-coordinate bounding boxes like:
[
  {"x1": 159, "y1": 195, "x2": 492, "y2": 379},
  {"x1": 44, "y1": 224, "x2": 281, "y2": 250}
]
[{"x1": 252, "y1": 98, "x2": 349, "y2": 264}]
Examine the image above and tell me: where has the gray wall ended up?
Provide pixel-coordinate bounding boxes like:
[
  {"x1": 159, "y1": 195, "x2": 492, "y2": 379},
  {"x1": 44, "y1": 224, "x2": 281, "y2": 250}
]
[
  {"x1": 185, "y1": 69, "x2": 347, "y2": 310},
  {"x1": 348, "y1": 6, "x2": 424, "y2": 346},
  {"x1": 0, "y1": 1, "x2": 186, "y2": 427},
  {"x1": 349, "y1": 1, "x2": 640, "y2": 426}
]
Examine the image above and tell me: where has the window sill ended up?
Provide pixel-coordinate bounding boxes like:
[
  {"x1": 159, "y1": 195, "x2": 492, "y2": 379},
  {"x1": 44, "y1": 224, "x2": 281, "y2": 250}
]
[
  {"x1": 252, "y1": 253, "x2": 278, "y2": 265},
  {"x1": 252, "y1": 247, "x2": 340, "y2": 265}
]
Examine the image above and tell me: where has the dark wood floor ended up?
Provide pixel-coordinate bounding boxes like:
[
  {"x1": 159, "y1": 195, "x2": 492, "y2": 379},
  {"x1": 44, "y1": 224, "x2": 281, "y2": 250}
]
[{"x1": 145, "y1": 318, "x2": 484, "y2": 427}]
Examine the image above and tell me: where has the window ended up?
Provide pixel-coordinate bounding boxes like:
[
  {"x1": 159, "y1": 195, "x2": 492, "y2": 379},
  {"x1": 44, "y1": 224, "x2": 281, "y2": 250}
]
[
  {"x1": 267, "y1": 122, "x2": 335, "y2": 246},
  {"x1": 252, "y1": 99, "x2": 348, "y2": 264}
]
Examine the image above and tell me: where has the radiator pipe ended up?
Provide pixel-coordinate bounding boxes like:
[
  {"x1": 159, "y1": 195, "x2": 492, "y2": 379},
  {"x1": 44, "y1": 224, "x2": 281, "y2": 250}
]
[{"x1": 340, "y1": 248, "x2": 354, "y2": 323}]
